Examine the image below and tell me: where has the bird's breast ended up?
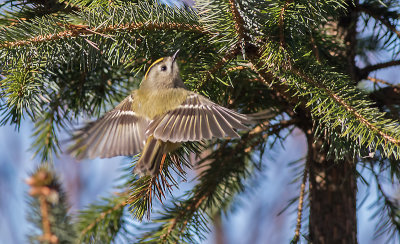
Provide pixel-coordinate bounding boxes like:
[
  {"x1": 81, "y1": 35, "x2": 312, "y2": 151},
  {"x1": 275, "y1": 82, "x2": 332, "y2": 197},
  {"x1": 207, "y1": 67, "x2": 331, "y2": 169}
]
[{"x1": 133, "y1": 88, "x2": 189, "y2": 119}]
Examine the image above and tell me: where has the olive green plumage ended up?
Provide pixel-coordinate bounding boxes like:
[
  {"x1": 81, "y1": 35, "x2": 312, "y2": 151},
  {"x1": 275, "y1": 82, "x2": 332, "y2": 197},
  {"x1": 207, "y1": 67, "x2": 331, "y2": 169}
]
[{"x1": 68, "y1": 50, "x2": 252, "y2": 176}]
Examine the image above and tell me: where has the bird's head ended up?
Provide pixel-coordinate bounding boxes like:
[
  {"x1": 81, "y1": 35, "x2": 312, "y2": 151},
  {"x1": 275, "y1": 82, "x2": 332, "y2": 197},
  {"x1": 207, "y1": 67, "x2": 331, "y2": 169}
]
[{"x1": 140, "y1": 50, "x2": 185, "y2": 90}]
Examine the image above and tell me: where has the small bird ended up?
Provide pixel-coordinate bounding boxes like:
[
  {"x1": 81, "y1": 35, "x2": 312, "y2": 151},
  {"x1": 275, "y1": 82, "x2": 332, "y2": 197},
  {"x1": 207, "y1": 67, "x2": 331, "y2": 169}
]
[{"x1": 68, "y1": 50, "x2": 253, "y2": 176}]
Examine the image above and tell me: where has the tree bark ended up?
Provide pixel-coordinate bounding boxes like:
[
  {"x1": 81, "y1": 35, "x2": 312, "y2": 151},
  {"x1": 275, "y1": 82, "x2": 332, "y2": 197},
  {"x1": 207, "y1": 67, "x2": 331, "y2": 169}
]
[
  {"x1": 306, "y1": 2, "x2": 359, "y2": 243},
  {"x1": 307, "y1": 133, "x2": 357, "y2": 244}
]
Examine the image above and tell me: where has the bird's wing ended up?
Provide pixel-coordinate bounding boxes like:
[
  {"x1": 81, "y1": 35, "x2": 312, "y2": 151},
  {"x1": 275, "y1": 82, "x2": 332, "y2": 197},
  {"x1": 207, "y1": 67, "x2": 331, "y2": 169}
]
[
  {"x1": 68, "y1": 94, "x2": 149, "y2": 159},
  {"x1": 147, "y1": 93, "x2": 250, "y2": 143}
]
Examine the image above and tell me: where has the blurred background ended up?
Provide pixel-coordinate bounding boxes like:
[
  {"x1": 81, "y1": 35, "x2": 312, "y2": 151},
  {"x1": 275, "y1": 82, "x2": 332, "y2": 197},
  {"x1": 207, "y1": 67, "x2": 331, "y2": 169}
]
[{"x1": 0, "y1": 122, "x2": 395, "y2": 243}]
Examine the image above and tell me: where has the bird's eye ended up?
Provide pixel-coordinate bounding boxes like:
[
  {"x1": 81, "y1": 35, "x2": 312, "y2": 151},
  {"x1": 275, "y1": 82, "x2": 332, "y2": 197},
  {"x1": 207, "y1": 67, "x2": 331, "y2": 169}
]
[{"x1": 161, "y1": 65, "x2": 167, "y2": 71}]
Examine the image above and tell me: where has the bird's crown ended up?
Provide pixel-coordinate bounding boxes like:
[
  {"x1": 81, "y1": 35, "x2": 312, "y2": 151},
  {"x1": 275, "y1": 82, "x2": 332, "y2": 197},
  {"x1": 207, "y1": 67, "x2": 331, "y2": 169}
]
[{"x1": 145, "y1": 57, "x2": 164, "y2": 80}]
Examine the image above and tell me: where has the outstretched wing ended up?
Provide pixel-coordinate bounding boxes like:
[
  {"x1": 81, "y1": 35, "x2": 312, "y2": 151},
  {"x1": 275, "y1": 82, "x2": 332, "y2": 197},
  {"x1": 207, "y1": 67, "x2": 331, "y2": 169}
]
[
  {"x1": 68, "y1": 94, "x2": 149, "y2": 159},
  {"x1": 146, "y1": 93, "x2": 250, "y2": 143}
]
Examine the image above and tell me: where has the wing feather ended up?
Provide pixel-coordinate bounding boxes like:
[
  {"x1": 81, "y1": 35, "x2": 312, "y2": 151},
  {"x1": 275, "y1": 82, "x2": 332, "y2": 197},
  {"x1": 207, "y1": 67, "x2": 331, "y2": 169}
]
[
  {"x1": 176, "y1": 106, "x2": 190, "y2": 141},
  {"x1": 199, "y1": 107, "x2": 212, "y2": 140},
  {"x1": 205, "y1": 106, "x2": 225, "y2": 138},
  {"x1": 216, "y1": 107, "x2": 249, "y2": 130},
  {"x1": 68, "y1": 95, "x2": 149, "y2": 159},
  {"x1": 149, "y1": 93, "x2": 250, "y2": 142},
  {"x1": 212, "y1": 107, "x2": 239, "y2": 138}
]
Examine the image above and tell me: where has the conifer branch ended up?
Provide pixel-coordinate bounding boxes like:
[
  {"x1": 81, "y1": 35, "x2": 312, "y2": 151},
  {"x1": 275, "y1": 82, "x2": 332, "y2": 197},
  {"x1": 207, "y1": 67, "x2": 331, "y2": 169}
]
[
  {"x1": 26, "y1": 167, "x2": 69, "y2": 243},
  {"x1": 197, "y1": 46, "x2": 240, "y2": 91},
  {"x1": 360, "y1": 60, "x2": 400, "y2": 78},
  {"x1": 279, "y1": 1, "x2": 293, "y2": 48},
  {"x1": 128, "y1": 149, "x2": 193, "y2": 220},
  {"x1": 142, "y1": 132, "x2": 270, "y2": 242},
  {"x1": 163, "y1": 193, "x2": 209, "y2": 242},
  {"x1": 80, "y1": 193, "x2": 128, "y2": 237},
  {"x1": 37, "y1": 196, "x2": 58, "y2": 244},
  {"x1": 291, "y1": 68, "x2": 400, "y2": 146},
  {"x1": 292, "y1": 160, "x2": 308, "y2": 244},
  {"x1": 367, "y1": 76, "x2": 400, "y2": 93},
  {"x1": 357, "y1": 5, "x2": 400, "y2": 39},
  {"x1": 228, "y1": 0, "x2": 246, "y2": 41},
  {"x1": 250, "y1": 39, "x2": 400, "y2": 159},
  {"x1": 370, "y1": 163, "x2": 400, "y2": 238},
  {"x1": 0, "y1": 22, "x2": 209, "y2": 49}
]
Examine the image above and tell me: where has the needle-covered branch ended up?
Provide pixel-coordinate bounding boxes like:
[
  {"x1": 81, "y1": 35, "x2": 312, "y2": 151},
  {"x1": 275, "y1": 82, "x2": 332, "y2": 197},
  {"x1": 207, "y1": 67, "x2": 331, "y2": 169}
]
[
  {"x1": 26, "y1": 165, "x2": 77, "y2": 243},
  {"x1": 139, "y1": 131, "x2": 270, "y2": 243}
]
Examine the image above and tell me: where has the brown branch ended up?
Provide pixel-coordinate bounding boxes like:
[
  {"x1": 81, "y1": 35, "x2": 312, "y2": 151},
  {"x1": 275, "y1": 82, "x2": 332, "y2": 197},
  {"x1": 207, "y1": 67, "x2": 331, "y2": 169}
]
[
  {"x1": 196, "y1": 0, "x2": 246, "y2": 91},
  {"x1": 292, "y1": 161, "x2": 308, "y2": 243},
  {"x1": 228, "y1": 0, "x2": 246, "y2": 41},
  {"x1": 357, "y1": 5, "x2": 400, "y2": 39},
  {"x1": 367, "y1": 76, "x2": 400, "y2": 93},
  {"x1": 360, "y1": 60, "x2": 400, "y2": 78},
  {"x1": 26, "y1": 169, "x2": 59, "y2": 244},
  {"x1": 278, "y1": 1, "x2": 293, "y2": 47},
  {"x1": 310, "y1": 34, "x2": 321, "y2": 62},
  {"x1": 0, "y1": 22, "x2": 210, "y2": 49},
  {"x1": 245, "y1": 119, "x2": 299, "y2": 153},
  {"x1": 38, "y1": 196, "x2": 59, "y2": 244},
  {"x1": 197, "y1": 0, "x2": 248, "y2": 93}
]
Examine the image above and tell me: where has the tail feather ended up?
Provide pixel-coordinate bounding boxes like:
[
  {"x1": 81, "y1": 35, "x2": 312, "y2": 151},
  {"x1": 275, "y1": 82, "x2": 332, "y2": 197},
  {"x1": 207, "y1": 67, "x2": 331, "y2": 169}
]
[{"x1": 134, "y1": 136, "x2": 164, "y2": 176}]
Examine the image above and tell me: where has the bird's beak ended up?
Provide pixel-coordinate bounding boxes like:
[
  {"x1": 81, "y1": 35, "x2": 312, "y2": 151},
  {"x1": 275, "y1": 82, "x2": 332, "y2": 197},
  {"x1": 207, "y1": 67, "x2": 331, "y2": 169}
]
[{"x1": 171, "y1": 49, "x2": 180, "y2": 62}]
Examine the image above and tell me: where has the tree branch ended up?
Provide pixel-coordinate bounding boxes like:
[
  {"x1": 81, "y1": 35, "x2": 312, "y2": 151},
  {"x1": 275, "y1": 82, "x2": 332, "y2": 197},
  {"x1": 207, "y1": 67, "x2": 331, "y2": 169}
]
[
  {"x1": 80, "y1": 195, "x2": 128, "y2": 237},
  {"x1": 278, "y1": 1, "x2": 293, "y2": 47},
  {"x1": 163, "y1": 193, "x2": 208, "y2": 242},
  {"x1": 292, "y1": 68, "x2": 400, "y2": 146},
  {"x1": 196, "y1": 46, "x2": 240, "y2": 91},
  {"x1": 26, "y1": 169, "x2": 59, "y2": 244},
  {"x1": 292, "y1": 159, "x2": 308, "y2": 243},
  {"x1": 360, "y1": 60, "x2": 400, "y2": 79},
  {"x1": 228, "y1": 0, "x2": 247, "y2": 41},
  {"x1": 356, "y1": 5, "x2": 400, "y2": 40},
  {"x1": 0, "y1": 22, "x2": 210, "y2": 48},
  {"x1": 370, "y1": 163, "x2": 400, "y2": 237},
  {"x1": 367, "y1": 76, "x2": 400, "y2": 91}
]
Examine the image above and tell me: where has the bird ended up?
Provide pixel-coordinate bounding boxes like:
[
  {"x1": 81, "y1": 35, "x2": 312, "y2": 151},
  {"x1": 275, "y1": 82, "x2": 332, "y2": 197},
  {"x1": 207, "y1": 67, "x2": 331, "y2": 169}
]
[{"x1": 68, "y1": 50, "x2": 254, "y2": 176}]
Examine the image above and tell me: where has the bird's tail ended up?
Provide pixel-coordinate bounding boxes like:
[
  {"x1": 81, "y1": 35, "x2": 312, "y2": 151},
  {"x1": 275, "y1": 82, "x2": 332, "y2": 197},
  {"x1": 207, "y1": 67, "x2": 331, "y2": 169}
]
[{"x1": 134, "y1": 136, "x2": 165, "y2": 176}]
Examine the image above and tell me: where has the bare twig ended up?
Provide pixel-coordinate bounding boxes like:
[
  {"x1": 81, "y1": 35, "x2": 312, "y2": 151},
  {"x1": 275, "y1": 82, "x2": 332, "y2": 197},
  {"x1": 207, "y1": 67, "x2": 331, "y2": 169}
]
[
  {"x1": 360, "y1": 60, "x2": 400, "y2": 78},
  {"x1": 367, "y1": 76, "x2": 400, "y2": 93},
  {"x1": 292, "y1": 161, "x2": 308, "y2": 243},
  {"x1": 245, "y1": 119, "x2": 298, "y2": 153}
]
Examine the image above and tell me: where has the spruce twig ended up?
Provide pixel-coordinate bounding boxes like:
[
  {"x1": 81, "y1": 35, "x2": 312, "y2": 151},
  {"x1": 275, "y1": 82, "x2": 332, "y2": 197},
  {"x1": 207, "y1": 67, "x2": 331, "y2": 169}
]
[{"x1": 0, "y1": 22, "x2": 209, "y2": 48}]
